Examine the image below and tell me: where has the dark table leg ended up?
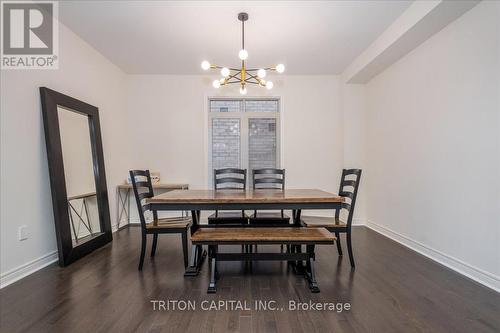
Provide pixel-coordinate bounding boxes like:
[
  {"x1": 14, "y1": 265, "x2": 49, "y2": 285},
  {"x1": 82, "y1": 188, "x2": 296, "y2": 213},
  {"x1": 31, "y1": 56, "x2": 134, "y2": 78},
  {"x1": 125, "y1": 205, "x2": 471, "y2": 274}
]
[
  {"x1": 184, "y1": 210, "x2": 206, "y2": 277},
  {"x1": 288, "y1": 210, "x2": 297, "y2": 266},
  {"x1": 290, "y1": 209, "x2": 306, "y2": 273},
  {"x1": 207, "y1": 245, "x2": 217, "y2": 293},
  {"x1": 293, "y1": 209, "x2": 302, "y2": 226},
  {"x1": 305, "y1": 245, "x2": 320, "y2": 292},
  {"x1": 293, "y1": 245, "x2": 306, "y2": 275}
]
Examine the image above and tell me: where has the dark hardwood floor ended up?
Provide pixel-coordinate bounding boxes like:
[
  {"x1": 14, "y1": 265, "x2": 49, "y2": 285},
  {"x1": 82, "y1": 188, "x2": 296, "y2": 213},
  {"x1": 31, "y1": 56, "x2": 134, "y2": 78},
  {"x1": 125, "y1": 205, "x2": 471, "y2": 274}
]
[{"x1": 1, "y1": 226, "x2": 498, "y2": 333}]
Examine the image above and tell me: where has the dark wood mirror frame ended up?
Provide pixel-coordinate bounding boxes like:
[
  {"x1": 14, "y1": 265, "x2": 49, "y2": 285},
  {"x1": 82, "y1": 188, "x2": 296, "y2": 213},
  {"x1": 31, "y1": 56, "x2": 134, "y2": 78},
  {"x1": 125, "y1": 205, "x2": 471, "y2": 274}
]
[{"x1": 40, "y1": 87, "x2": 112, "y2": 266}]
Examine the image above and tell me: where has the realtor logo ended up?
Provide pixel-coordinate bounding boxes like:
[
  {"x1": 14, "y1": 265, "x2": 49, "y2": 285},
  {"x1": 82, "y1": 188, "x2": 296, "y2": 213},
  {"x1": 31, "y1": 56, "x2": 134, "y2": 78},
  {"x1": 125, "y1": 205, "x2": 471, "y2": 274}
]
[{"x1": 1, "y1": 0, "x2": 58, "y2": 69}]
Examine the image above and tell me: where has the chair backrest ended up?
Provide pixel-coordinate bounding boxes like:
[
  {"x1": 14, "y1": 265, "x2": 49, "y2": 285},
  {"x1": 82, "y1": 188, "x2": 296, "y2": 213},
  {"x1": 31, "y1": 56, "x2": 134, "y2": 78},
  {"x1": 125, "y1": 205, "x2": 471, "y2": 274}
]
[
  {"x1": 213, "y1": 168, "x2": 247, "y2": 190},
  {"x1": 252, "y1": 168, "x2": 285, "y2": 190},
  {"x1": 129, "y1": 170, "x2": 156, "y2": 228},
  {"x1": 335, "y1": 169, "x2": 362, "y2": 228}
]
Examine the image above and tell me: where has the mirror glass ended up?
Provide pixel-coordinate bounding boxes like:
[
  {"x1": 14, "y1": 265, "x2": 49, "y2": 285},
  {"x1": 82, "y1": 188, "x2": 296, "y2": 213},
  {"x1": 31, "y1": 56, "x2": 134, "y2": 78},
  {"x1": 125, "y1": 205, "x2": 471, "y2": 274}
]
[{"x1": 58, "y1": 106, "x2": 103, "y2": 247}]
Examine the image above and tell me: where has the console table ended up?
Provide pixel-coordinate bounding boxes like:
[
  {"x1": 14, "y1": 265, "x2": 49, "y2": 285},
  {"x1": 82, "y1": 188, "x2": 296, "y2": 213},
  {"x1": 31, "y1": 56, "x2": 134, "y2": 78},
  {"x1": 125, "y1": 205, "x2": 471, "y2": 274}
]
[
  {"x1": 67, "y1": 192, "x2": 97, "y2": 244},
  {"x1": 116, "y1": 183, "x2": 188, "y2": 228}
]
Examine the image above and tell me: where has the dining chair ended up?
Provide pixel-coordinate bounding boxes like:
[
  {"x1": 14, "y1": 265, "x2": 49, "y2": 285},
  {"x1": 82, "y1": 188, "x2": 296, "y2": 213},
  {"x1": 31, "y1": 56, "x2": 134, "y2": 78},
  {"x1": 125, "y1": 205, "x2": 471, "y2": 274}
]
[
  {"x1": 301, "y1": 169, "x2": 362, "y2": 268},
  {"x1": 249, "y1": 168, "x2": 290, "y2": 225},
  {"x1": 207, "y1": 168, "x2": 249, "y2": 225},
  {"x1": 129, "y1": 170, "x2": 191, "y2": 270}
]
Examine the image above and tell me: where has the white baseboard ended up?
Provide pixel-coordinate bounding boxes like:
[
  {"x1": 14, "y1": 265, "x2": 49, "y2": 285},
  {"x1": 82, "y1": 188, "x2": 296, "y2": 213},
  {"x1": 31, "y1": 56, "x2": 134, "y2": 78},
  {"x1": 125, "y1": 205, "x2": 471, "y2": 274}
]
[
  {"x1": 0, "y1": 251, "x2": 58, "y2": 289},
  {"x1": 1, "y1": 224, "x2": 122, "y2": 289},
  {"x1": 366, "y1": 220, "x2": 500, "y2": 293},
  {"x1": 352, "y1": 218, "x2": 366, "y2": 226}
]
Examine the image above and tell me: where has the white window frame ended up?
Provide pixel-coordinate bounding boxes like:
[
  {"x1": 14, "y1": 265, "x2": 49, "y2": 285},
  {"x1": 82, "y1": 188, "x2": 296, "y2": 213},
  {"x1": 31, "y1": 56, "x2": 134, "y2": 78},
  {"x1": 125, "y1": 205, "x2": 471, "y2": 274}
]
[{"x1": 207, "y1": 97, "x2": 282, "y2": 188}]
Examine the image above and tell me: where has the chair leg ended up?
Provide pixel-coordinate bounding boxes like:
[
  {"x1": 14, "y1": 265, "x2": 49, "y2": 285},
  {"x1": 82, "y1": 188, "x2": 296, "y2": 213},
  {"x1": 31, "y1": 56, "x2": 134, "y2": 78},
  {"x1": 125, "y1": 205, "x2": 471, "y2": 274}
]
[
  {"x1": 181, "y1": 231, "x2": 189, "y2": 268},
  {"x1": 335, "y1": 232, "x2": 343, "y2": 256},
  {"x1": 138, "y1": 232, "x2": 147, "y2": 270},
  {"x1": 151, "y1": 233, "x2": 158, "y2": 257},
  {"x1": 347, "y1": 230, "x2": 355, "y2": 268}
]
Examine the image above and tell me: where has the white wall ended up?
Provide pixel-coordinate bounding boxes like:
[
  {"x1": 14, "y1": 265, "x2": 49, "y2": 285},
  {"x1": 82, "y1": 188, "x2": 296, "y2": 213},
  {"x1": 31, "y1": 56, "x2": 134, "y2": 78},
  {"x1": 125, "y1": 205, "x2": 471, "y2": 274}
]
[
  {"x1": 0, "y1": 22, "x2": 128, "y2": 286},
  {"x1": 341, "y1": 83, "x2": 367, "y2": 223},
  {"x1": 125, "y1": 75, "x2": 344, "y2": 217},
  {"x1": 364, "y1": 1, "x2": 500, "y2": 290}
]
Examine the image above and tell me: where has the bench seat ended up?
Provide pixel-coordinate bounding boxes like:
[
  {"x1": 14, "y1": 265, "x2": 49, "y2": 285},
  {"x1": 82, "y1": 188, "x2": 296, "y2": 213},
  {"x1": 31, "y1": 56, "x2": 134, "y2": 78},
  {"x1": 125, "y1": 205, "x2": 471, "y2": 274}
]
[
  {"x1": 191, "y1": 227, "x2": 335, "y2": 294},
  {"x1": 191, "y1": 227, "x2": 335, "y2": 244}
]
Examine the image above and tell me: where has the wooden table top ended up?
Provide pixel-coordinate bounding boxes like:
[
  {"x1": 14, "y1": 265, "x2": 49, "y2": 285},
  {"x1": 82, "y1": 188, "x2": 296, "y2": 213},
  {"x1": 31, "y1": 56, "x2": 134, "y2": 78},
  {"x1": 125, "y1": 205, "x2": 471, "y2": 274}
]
[
  {"x1": 147, "y1": 189, "x2": 344, "y2": 204},
  {"x1": 117, "y1": 183, "x2": 188, "y2": 189}
]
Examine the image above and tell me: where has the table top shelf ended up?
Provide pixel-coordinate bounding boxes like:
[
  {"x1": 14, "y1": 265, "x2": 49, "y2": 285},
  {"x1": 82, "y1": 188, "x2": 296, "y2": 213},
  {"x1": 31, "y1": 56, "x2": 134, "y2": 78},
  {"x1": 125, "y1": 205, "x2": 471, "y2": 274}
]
[
  {"x1": 68, "y1": 192, "x2": 96, "y2": 201},
  {"x1": 118, "y1": 183, "x2": 188, "y2": 190}
]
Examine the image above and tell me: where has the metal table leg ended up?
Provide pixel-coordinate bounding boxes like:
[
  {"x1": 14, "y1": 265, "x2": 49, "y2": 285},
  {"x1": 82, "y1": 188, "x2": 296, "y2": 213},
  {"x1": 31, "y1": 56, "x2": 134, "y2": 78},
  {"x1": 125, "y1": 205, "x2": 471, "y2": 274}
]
[
  {"x1": 305, "y1": 245, "x2": 320, "y2": 292},
  {"x1": 289, "y1": 209, "x2": 304, "y2": 273},
  {"x1": 127, "y1": 188, "x2": 130, "y2": 225},
  {"x1": 117, "y1": 187, "x2": 130, "y2": 229},
  {"x1": 207, "y1": 245, "x2": 217, "y2": 293},
  {"x1": 184, "y1": 210, "x2": 206, "y2": 277}
]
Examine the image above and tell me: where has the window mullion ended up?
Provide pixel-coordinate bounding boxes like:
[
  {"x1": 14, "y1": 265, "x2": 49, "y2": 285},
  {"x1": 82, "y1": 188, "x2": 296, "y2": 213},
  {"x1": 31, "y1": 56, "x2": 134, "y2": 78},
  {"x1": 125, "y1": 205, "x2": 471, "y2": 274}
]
[{"x1": 241, "y1": 113, "x2": 249, "y2": 174}]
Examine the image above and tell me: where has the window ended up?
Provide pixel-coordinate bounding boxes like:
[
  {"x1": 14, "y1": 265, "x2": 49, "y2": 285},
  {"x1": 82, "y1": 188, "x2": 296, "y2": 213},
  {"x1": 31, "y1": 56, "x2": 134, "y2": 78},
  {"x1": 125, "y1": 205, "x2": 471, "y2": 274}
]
[{"x1": 208, "y1": 98, "x2": 280, "y2": 187}]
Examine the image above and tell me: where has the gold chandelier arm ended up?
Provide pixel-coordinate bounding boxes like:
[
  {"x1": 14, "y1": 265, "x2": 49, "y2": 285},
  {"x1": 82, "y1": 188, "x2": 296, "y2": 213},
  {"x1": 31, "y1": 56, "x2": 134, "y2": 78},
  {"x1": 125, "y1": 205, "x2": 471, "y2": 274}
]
[
  {"x1": 220, "y1": 72, "x2": 242, "y2": 85},
  {"x1": 244, "y1": 81, "x2": 262, "y2": 85},
  {"x1": 245, "y1": 67, "x2": 276, "y2": 71},
  {"x1": 208, "y1": 64, "x2": 243, "y2": 71},
  {"x1": 227, "y1": 71, "x2": 241, "y2": 80},
  {"x1": 245, "y1": 72, "x2": 265, "y2": 85},
  {"x1": 224, "y1": 80, "x2": 242, "y2": 85}
]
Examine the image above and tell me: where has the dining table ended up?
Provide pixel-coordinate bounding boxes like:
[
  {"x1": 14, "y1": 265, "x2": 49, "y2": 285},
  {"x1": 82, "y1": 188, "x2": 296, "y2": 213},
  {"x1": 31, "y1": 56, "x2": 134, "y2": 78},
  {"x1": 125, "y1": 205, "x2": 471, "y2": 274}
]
[{"x1": 146, "y1": 189, "x2": 344, "y2": 276}]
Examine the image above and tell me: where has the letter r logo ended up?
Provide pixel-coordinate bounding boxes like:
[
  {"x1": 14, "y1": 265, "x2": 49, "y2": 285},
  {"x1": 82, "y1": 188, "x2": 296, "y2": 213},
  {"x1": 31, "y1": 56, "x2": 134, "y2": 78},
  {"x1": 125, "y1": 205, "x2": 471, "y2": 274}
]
[{"x1": 2, "y1": 2, "x2": 53, "y2": 54}]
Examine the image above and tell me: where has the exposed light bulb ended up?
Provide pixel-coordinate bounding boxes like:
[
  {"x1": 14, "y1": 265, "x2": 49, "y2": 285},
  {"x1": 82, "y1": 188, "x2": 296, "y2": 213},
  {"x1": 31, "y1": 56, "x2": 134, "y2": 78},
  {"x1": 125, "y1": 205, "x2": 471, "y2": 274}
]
[
  {"x1": 219, "y1": 78, "x2": 226, "y2": 84},
  {"x1": 212, "y1": 80, "x2": 221, "y2": 88},
  {"x1": 266, "y1": 81, "x2": 273, "y2": 90},
  {"x1": 221, "y1": 67, "x2": 230, "y2": 77},
  {"x1": 275, "y1": 64, "x2": 285, "y2": 73},
  {"x1": 257, "y1": 69, "x2": 266, "y2": 78},
  {"x1": 238, "y1": 49, "x2": 248, "y2": 60},
  {"x1": 240, "y1": 86, "x2": 247, "y2": 95},
  {"x1": 201, "y1": 61, "x2": 211, "y2": 70}
]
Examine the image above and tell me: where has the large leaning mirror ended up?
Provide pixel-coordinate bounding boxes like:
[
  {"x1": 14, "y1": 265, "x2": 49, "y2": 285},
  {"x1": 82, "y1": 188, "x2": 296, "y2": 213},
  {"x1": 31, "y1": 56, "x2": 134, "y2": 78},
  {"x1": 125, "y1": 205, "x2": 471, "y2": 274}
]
[{"x1": 40, "y1": 87, "x2": 112, "y2": 266}]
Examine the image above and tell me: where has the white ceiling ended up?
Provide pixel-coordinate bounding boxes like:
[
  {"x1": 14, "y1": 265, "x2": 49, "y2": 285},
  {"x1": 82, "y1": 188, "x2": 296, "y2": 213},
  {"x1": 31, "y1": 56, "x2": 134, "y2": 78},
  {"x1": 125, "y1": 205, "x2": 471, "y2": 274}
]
[{"x1": 59, "y1": 1, "x2": 412, "y2": 75}]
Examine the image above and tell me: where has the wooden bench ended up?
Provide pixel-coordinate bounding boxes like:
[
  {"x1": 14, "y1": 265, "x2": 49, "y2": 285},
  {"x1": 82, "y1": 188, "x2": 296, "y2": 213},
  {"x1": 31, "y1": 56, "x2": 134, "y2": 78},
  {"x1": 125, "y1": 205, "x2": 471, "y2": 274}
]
[{"x1": 191, "y1": 227, "x2": 336, "y2": 293}]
